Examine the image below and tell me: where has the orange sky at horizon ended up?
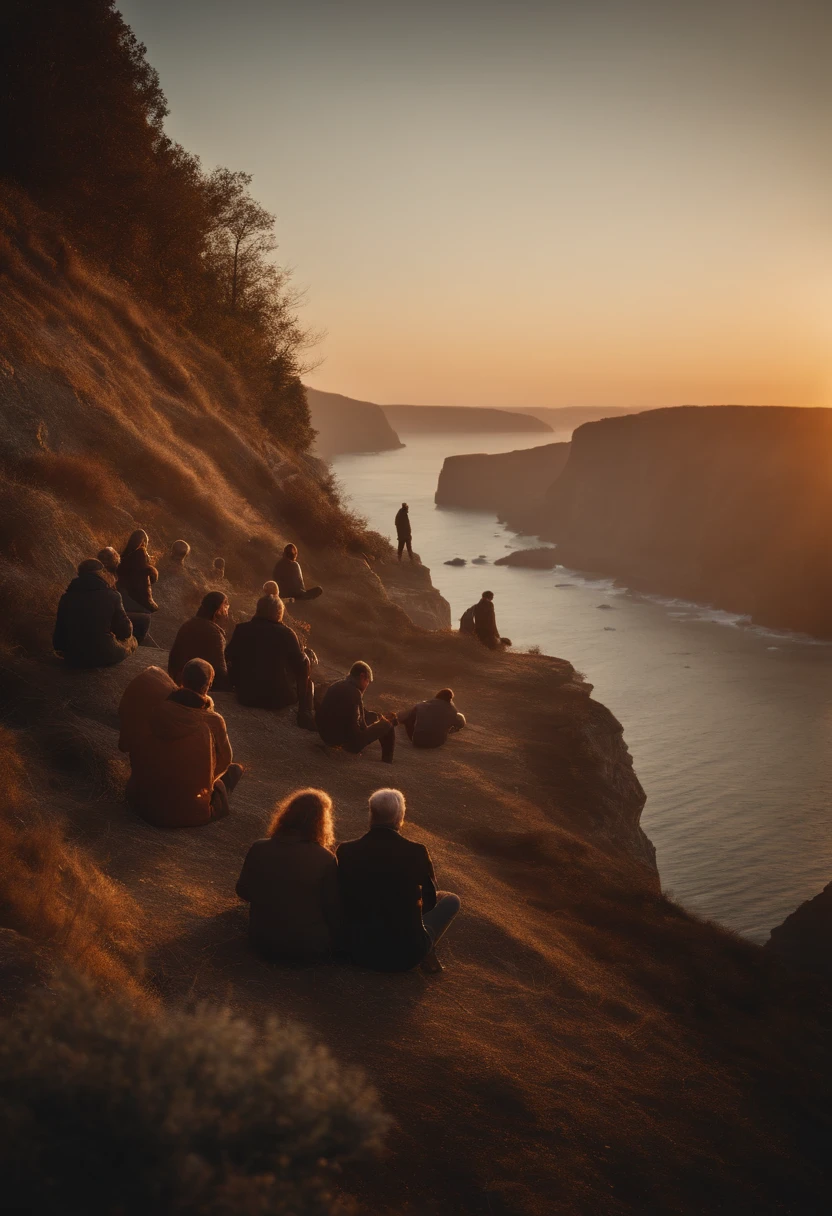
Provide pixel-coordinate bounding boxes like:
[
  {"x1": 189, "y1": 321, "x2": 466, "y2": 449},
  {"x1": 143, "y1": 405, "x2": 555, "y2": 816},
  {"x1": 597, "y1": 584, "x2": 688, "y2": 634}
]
[{"x1": 122, "y1": 0, "x2": 832, "y2": 409}]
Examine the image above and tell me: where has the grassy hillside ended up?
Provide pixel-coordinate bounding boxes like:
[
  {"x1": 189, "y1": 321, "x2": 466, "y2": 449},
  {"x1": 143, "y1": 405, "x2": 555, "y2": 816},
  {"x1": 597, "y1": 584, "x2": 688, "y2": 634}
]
[{"x1": 2, "y1": 194, "x2": 832, "y2": 1214}]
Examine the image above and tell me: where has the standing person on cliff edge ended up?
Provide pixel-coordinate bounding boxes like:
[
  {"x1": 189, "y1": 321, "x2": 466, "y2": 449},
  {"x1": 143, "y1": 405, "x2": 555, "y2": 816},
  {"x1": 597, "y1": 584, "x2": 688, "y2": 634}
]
[{"x1": 395, "y1": 503, "x2": 413, "y2": 562}]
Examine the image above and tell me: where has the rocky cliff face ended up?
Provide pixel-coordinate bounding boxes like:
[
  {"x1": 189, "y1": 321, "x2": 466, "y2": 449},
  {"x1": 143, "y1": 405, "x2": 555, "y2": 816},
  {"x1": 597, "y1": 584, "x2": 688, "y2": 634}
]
[
  {"x1": 534, "y1": 406, "x2": 832, "y2": 636},
  {"x1": 766, "y1": 881, "x2": 832, "y2": 976},
  {"x1": 306, "y1": 387, "x2": 403, "y2": 457},
  {"x1": 435, "y1": 442, "x2": 570, "y2": 524},
  {"x1": 383, "y1": 405, "x2": 551, "y2": 434}
]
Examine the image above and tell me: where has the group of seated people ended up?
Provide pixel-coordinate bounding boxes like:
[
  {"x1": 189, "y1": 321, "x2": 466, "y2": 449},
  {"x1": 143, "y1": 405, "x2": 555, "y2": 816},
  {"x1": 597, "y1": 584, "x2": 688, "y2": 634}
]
[{"x1": 55, "y1": 529, "x2": 466, "y2": 972}]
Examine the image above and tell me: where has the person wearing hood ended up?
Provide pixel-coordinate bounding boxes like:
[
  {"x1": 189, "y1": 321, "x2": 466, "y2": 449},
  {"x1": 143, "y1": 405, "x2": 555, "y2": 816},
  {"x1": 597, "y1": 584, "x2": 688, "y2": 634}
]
[
  {"x1": 394, "y1": 503, "x2": 413, "y2": 562},
  {"x1": 272, "y1": 543, "x2": 323, "y2": 602},
  {"x1": 399, "y1": 688, "x2": 466, "y2": 749},
  {"x1": 53, "y1": 559, "x2": 137, "y2": 668},
  {"x1": 97, "y1": 547, "x2": 152, "y2": 645},
  {"x1": 225, "y1": 590, "x2": 315, "y2": 726},
  {"x1": 168, "y1": 591, "x2": 231, "y2": 689},
  {"x1": 128, "y1": 658, "x2": 243, "y2": 828},
  {"x1": 473, "y1": 590, "x2": 501, "y2": 649},
  {"x1": 117, "y1": 529, "x2": 159, "y2": 613}
]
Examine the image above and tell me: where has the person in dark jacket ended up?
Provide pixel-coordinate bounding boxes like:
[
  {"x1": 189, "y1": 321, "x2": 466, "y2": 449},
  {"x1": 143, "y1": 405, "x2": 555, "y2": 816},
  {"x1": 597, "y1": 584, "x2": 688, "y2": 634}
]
[
  {"x1": 225, "y1": 590, "x2": 314, "y2": 723},
  {"x1": 337, "y1": 788, "x2": 460, "y2": 973},
  {"x1": 53, "y1": 559, "x2": 137, "y2": 668},
  {"x1": 168, "y1": 592, "x2": 230, "y2": 689},
  {"x1": 473, "y1": 590, "x2": 501, "y2": 649},
  {"x1": 272, "y1": 544, "x2": 323, "y2": 601},
  {"x1": 236, "y1": 788, "x2": 342, "y2": 961},
  {"x1": 400, "y1": 688, "x2": 466, "y2": 749},
  {"x1": 97, "y1": 547, "x2": 152, "y2": 644},
  {"x1": 316, "y1": 661, "x2": 395, "y2": 762},
  {"x1": 118, "y1": 529, "x2": 159, "y2": 613},
  {"x1": 394, "y1": 503, "x2": 413, "y2": 562}
]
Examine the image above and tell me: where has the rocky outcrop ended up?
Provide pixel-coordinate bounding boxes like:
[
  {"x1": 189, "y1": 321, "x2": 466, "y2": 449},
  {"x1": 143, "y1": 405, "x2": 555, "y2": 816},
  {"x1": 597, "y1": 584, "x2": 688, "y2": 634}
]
[
  {"x1": 532, "y1": 405, "x2": 832, "y2": 637},
  {"x1": 505, "y1": 405, "x2": 640, "y2": 433},
  {"x1": 375, "y1": 560, "x2": 451, "y2": 630},
  {"x1": 435, "y1": 442, "x2": 570, "y2": 522},
  {"x1": 383, "y1": 405, "x2": 551, "y2": 434},
  {"x1": 306, "y1": 387, "x2": 403, "y2": 457},
  {"x1": 494, "y1": 548, "x2": 559, "y2": 569},
  {"x1": 766, "y1": 882, "x2": 832, "y2": 976}
]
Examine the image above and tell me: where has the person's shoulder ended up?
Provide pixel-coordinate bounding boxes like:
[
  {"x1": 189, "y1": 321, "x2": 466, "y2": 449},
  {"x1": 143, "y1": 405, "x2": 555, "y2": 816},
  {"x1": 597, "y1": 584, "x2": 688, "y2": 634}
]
[{"x1": 336, "y1": 835, "x2": 365, "y2": 857}]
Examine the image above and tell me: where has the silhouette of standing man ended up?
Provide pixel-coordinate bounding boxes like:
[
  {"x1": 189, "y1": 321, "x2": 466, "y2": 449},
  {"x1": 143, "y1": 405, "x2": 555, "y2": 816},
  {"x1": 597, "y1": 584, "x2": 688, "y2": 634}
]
[{"x1": 395, "y1": 502, "x2": 413, "y2": 562}]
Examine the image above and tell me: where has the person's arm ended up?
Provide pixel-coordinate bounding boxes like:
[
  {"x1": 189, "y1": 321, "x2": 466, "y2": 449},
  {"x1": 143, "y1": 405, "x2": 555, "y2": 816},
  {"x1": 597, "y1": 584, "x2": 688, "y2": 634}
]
[
  {"x1": 111, "y1": 593, "x2": 133, "y2": 641},
  {"x1": 353, "y1": 686, "x2": 366, "y2": 732},
  {"x1": 210, "y1": 713, "x2": 233, "y2": 779},
  {"x1": 147, "y1": 564, "x2": 158, "y2": 585},
  {"x1": 400, "y1": 706, "x2": 417, "y2": 731},
  {"x1": 211, "y1": 625, "x2": 229, "y2": 681},
  {"x1": 420, "y1": 848, "x2": 438, "y2": 914},
  {"x1": 286, "y1": 627, "x2": 308, "y2": 677}
]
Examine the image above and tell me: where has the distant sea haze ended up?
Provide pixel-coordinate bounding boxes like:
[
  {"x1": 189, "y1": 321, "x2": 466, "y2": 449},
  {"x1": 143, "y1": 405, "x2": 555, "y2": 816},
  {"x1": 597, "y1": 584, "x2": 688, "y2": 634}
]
[{"x1": 333, "y1": 428, "x2": 832, "y2": 944}]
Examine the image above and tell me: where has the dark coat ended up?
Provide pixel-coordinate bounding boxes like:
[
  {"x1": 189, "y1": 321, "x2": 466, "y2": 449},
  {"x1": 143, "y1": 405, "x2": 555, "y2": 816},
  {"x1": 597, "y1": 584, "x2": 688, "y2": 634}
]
[
  {"x1": 473, "y1": 597, "x2": 500, "y2": 648},
  {"x1": 168, "y1": 616, "x2": 228, "y2": 686},
  {"x1": 236, "y1": 834, "x2": 342, "y2": 960},
  {"x1": 117, "y1": 548, "x2": 158, "y2": 612},
  {"x1": 401, "y1": 697, "x2": 465, "y2": 748},
  {"x1": 272, "y1": 555, "x2": 306, "y2": 598},
  {"x1": 336, "y1": 825, "x2": 436, "y2": 971},
  {"x1": 316, "y1": 676, "x2": 366, "y2": 747},
  {"x1": 225, "y1": 616, "x2": 306, "y2": 709},
  {"x1": 53, "y1": 572, "x2": 134, "y2": 668},
  {"x1": 394, "y1": 507, "x2": 411, "y2": 539}
]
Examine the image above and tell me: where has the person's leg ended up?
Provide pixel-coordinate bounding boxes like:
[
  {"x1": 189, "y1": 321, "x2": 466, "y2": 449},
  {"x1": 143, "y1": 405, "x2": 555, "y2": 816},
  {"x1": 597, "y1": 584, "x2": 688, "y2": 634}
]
[
  {"x1": 295, "y1": 586, "x2": 323, "y2": 601},
  {"x1": 397, "y1": 538, "x2": 405, "y2": 561},
  {"x1": 406, "y1": 538, "x2": 414, "y2": 562},
  {"x1": 451, "y1": 712, "x2": 466, "y2": 733},
  {"x1": 210, "y1": 763, "x2": 243, "y2": 819},
  {"x1": 128, "y1": 613, "x2": 151, "y2": 644},
  {"x1": 422, "y1": 893, "x2": 461, "y2": 947},
  {"x1": 405, "y1": 717, "x2": 415, "y2": 741},
  {"x1": 350, "y1": 719, "x2": 395, "y2": 763}
]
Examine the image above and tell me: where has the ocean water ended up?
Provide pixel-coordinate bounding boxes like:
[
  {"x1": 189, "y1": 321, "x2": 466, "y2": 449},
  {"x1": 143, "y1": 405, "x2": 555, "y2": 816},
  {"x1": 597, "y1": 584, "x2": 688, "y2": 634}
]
[{"x1": 333, "y1": 432, "x2": 832, "y2": 942}]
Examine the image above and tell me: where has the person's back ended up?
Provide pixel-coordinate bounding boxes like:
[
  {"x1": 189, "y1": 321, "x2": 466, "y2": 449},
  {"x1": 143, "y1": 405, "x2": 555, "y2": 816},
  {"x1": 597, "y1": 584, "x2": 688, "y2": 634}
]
[
  {"x1": 131, "y1": 685, "x2": 231, "y2": 828},
  {"x1": 272, "y1": 544, "x2": 323, "y2": 602},
  {"x1": 53, "y1": 562, "x2": 135, "y2": 668},
  {"x1": 237, "y1": 835, "x2": 339, "y2": 959},
  {"x1": 118, "y1": 530, "x2": 159, "y2": 613},
  {"x1": 473, "y1": 592, "x2": 499, "y2": 648},
  {"x1": 168, "y1": 593, "x2": 229, "y2": 687},
  {"x1": 405, "y1": 694, "x2": 466, "y2": 748},
  {"x1": 316, "y1": 676, "x2": 363, "y2": 746},
  {"x1": 226, "y1": 615, "x2": 305, "y2": 708},
  {"x1": 337, "y1": 825, "x2": 434, "y2": 971},
  {"x1": 394, "y1": 506, "x2": 411, "y2": 538}
]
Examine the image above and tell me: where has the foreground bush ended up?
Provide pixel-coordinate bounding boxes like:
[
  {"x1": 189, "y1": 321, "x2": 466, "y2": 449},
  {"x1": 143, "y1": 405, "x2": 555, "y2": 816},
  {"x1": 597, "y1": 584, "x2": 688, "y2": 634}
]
[{"x1": 0, "y1": 975, "x2": 388, "y2": 1215}]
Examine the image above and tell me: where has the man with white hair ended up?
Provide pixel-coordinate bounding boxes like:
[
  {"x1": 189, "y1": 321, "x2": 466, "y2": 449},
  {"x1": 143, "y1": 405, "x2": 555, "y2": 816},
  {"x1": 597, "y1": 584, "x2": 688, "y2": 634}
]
[{"x1": 336, "y1": 788, "x2": 461, "y2": 973}]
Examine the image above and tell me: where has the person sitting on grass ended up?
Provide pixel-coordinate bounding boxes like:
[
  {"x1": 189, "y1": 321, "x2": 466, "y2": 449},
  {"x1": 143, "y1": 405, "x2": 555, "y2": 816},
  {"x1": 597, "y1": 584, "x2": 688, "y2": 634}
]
[
  {"x1": 53, "y1": 558, "x2": 137, "y2": 668},
  {"x1": 272, "y1": 543, "x2": 323, "y2": 602},
  {"x1": 337, "y1": 788, "x2": 460, "y2": 973},
  {"x1": 236, "y1": 788, "x2": 342, "y2": 962},
  {"x1": 473, "y1": 590, "x2": 502, "y2": 649},
  {"x1": 225, "y1": 589, "x2": 315, "y2": 728},
  {"x1": 96, "y1": 547, "x2": 153, "y2": 645},
  {"x1": 316, "y1": 661, "x2": 396, "y2": 763},
  {"x1": 118, "y1": 665, "x2": 176, "y2": 803},
  {"x1": 168, "y1": 591, "x2": 231, "y2": 690},
  {"x1": 118, "y1": 529, "x2": 159, "y2": 614},
  {"x1": 399, "y1": 688, "x2": 466, "y2": 749},
  {"x1": 128, "y1": 658, "x2": 243, "y2": 828}
]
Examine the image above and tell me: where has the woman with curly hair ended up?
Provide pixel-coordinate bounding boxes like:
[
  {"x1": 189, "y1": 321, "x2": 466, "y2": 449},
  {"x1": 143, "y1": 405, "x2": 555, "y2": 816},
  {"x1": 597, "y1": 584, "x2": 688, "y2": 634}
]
[{"x1": 236, "y1": 788, "x2": 342, "y2": 961}]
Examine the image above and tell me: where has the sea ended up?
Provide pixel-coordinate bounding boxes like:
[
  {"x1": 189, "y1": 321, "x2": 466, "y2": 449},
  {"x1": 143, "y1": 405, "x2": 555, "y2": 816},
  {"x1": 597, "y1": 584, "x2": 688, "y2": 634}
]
[{"x1": 332, "y1": 430, "x2": 832, "y2": 943}]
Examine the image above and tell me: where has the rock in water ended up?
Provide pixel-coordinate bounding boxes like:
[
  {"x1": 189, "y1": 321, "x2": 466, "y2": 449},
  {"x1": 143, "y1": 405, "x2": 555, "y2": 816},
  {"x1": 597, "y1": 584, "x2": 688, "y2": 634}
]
[
  {"x1": 494, "y1": 548, "x2": 559, "y2": 570},
  {"x1": 444, "y1": 557, "x2": 467, "y2": 566}
]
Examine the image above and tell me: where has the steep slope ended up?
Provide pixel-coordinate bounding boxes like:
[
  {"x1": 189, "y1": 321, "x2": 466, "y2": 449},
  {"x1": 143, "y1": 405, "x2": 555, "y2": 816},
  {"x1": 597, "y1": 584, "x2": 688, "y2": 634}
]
[
  {"x1": 305, "y1": 386, "x2": 403, "y2": 457},
  {"x1": 435, "y1": 441, "x2": 571, "y2": 523},
  {"x1": 534, "y1": 405, "x2": 832, "y2": 636},
  {"x1": 383, "y1": 404, "x2": 552, "y2": 434}
]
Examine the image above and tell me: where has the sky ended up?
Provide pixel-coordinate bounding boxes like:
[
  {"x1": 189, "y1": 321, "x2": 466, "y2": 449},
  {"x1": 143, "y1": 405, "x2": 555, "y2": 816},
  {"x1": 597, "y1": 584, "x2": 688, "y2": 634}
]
[{"x1": 120, "y1": 0, "x2": 832, "y2": 408}]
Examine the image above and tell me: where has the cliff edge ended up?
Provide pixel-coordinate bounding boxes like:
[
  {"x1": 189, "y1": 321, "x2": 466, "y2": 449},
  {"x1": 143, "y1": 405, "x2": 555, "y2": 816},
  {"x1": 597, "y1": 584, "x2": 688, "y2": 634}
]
[
  {"x1": 306, "y1": 386, "x2": 403, "y2": 457},
  {"x1": 435, "y1": 441, "x2": 570, "y2": 524}
]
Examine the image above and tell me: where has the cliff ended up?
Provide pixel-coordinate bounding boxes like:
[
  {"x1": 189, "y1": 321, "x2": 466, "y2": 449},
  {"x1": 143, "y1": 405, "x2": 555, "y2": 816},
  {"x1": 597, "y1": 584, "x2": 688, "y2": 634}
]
[
  {"x1": 305, "y1": 386, "x2": 403, "y2": 457},
  {"x1": 4, "y1": 204, "x2": 832, "y2": 1215},
  {"x1": 533, "y1": 405, "x2": 832, "y2": 636},
  {"x1": 383, "y1": 404, "x2": 551, "y2": 434},
  {"x1": 766, "y1": 881, "x2": 832, "y2": 976},
  {"x1": 506, "y1": 405, "x2": 640, "y2": 433},
  {"x1": 435, "y1": 441, "x2": 570, "y2": 523}
]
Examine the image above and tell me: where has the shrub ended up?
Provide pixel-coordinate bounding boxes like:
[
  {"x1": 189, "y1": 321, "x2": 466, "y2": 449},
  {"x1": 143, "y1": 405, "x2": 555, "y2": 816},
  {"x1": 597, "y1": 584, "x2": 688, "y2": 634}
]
[{"x1": 0, "y1": 973, "x2": 389, "y2": 1216}]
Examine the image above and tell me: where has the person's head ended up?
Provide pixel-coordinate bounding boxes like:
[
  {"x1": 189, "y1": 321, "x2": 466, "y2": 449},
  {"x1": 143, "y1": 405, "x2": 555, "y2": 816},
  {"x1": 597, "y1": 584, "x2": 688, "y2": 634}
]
[
  {"x1": 369, "y1": 788, "x2": 406, "y2": 830},
  {"x1": 482, "y1": 590, "x2": 494, "y2": 601},
  {"x1": 268, "y1": 788, "x2": 334, "y2": 849},
  {"x1": 124, "y1": 529, "x2": 148, "y2": 554},
  {"x1": 283, "y1": 543, "x2": 298, "y2": 560},
  {"x1": 349, "y1": 660, "x2": 373, "y2": 691},
  {"x1": 436, "y1": 688, "x2": 454, "y2": 703},
  {"x1": 181, "y1": 657, "x2": 213, "y2": 694},
  {"x1": 400, "y1": 502, "x2": 408, "y2": 511},
  {"x1": 197, "y1": 591, "x2": 228, "y2": 622},
  {"x1": 263, "y1": 580, "x2": 279, "y2": 597},
  {"x1": 170, "y1": 540, "x2": 190, "y2": 563},
  {"x1": 96, "y1": 547, "x2": 120, "y2": 575},
  {"x1": 77, "y1": 558, "x2": 106, "y2": 580},
  {"x1": 256, "y1": 592, "x2": 284, "y2": 622},
  {"x1": 213, "y1": 557, "x2": 225, "y2": 576}
]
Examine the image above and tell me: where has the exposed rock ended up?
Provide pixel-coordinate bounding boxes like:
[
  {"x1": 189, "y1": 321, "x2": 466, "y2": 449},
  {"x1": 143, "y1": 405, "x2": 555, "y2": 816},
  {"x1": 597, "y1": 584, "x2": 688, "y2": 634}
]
[
  {"x1": 435, "y1": 441, "x2": 570, "y2": 523},
  {"x1": 471, "y1": 555, "x2": 489, "y2": 565},
  {"x1": 306, "y1": 386, "x2": 403, "y2": 457},
  {"x1": 766, "y1": 880, "x2": 832, "y2": 976},
  {"x1": 376, "y1": 560, "x2": 451, "y2": 630},
  {"x1": 494, "y1": 548, "x2": 559, "y2": 569},
  {"x1": 385, "y1": 405, "x2": 551, "y2": 434},
  {"x1": 444, "y1": 557, "x2": 466, "y2": 566}
]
